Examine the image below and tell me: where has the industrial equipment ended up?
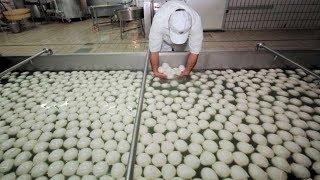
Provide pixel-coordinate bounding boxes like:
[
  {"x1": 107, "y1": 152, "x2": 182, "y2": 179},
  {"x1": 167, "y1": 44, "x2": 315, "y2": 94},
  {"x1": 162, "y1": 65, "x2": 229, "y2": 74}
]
[
  {"x1": 3, "y1": 8, "x2": 34, "y2": 33},
  {"x1": 89, "y1": 4, "x2": 124, "y2": 31},
  {"x1": 24, "y1": 0, "x2": 83, "y2": 22},
  {"x1": 116, "y1": 6, "x2": 144, "y2": 39},
  {"x1": 0, "y1": 47, "x2": 319, "y2": 180}
]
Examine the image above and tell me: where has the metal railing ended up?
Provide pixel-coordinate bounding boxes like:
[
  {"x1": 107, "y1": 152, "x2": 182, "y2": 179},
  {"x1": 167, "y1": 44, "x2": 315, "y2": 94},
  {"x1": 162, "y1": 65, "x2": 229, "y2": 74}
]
[
  {"x1": 256, "y1": 43, "x2": 320, "y2": 81},
  {"x1": 224, "y1": 0, "x2": 320, "y2": 30},
  {"x1": 125, "y1": 49, "x2": 149, "y2": 180},
  {"x1": 0, "y1": 48, "x2": 53, "y2": 78}
]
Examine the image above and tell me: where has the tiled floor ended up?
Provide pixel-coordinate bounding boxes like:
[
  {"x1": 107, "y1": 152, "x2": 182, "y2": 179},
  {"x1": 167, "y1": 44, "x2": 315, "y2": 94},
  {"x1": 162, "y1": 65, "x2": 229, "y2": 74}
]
[{"x1": 0, "y1": 19, "x2": 319, "y2": 56}]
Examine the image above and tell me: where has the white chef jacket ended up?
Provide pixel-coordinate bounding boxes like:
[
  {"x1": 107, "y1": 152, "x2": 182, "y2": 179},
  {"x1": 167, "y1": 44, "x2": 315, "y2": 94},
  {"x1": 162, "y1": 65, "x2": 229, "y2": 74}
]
[{"x1": 149, "y1": 0, "x2": 203, "y2": 54}]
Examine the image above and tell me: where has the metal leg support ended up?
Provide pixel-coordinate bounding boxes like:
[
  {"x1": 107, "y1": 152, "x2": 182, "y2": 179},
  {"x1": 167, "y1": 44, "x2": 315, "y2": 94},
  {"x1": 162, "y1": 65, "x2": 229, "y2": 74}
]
[
  {"x1": 256, "y1": 42, "x2": 320, "y2": 81},
  {"x1": 0, "y1": 48, "x2": 53, "y2": 78}
]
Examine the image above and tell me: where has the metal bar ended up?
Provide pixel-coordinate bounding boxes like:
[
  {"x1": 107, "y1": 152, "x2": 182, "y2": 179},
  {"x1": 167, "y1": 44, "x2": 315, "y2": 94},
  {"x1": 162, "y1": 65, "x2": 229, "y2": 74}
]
[
  {"x1": 256, "y1": 43, "x2": 320, "y2": 80},
  {"x1": 228, "y1": 5, "x2": 273, "y2": 10},
  {"x1": 0, "y1": 48, "x2": 53, "y2": 78},
  {"x1": 125, "y1": 49, "x2": 150, "y2": 180}
]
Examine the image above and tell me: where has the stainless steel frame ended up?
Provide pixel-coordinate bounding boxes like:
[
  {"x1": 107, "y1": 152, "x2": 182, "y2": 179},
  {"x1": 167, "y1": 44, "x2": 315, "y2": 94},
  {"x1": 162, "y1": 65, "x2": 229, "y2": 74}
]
[
  {"x1": 89, "y1": 4, "x2": 123, "y2": 30},
  {"x1": 0, "y1": 50, "x2": 319, "y2": 179},
  {"x1": 256, "y1": 43, "x2": 320, "y2": 81},
  {"x1": 55, "y1": 0, "x2": 84, "y2": 20},
  {"x1": 116, "y1": 7, "x2": 144, "y2": 39},
  {"x1": 0, "y1": 48, "x2": 52, "y2": 78},
  {"x1": 0, "y1": 52, "x2": 146, "y2": 71},
  {"x1": 126, "y1": 50, "x2": 149, "y2": 180},
  {"x1": 159, "y1": 51, "x2": 320, "y2": 70},
  {"x1": 1, "y1": 50, "x2": 319, "y2": 71}
]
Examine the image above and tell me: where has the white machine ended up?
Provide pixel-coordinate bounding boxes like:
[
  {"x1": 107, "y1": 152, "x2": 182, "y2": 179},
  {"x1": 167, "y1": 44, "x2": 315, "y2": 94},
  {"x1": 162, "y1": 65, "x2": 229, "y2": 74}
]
[{"x1": 186, "y1": 0, "x2": 227, "y2": 30}]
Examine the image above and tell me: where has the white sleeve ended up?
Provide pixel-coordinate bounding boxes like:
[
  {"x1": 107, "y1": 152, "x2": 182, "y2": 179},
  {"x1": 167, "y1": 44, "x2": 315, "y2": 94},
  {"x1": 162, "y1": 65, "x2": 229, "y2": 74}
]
[
  {"x1": 149, "y1": 17, "x2": 163, "y2": 53},
  {"x1": 188, "y1": 13, "x2": 203, "y2": 54}
]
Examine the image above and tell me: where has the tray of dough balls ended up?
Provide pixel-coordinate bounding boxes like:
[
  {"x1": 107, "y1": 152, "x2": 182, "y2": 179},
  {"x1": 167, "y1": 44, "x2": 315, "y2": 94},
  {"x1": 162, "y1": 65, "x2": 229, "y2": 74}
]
[
  {"x1": 136, "y1": 68, "x2": 320, "y2": 180},
  {"x1": 0, "y1": 70, "x2": 143, "y2": 179}
]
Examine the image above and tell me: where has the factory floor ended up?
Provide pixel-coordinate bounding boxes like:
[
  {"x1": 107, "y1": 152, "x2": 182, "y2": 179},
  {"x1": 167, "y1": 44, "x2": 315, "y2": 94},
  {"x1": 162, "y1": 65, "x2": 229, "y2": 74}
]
[{"x1": 0, "y1": 19, "x2": 319, "y2": 56}]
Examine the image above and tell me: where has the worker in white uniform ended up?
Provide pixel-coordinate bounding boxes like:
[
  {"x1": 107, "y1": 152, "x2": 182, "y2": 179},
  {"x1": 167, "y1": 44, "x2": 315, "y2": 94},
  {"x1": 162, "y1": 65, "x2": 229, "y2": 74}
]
[{"x1": 149, "y1": 0, "x2": 203, "y2": 78}]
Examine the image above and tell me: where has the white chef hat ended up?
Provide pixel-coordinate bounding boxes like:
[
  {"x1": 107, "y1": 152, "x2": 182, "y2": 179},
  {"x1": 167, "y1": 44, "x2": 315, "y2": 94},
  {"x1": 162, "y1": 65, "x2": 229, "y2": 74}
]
[{"x1": 169, "y1": 9, "x2": 192, "y2": 44}]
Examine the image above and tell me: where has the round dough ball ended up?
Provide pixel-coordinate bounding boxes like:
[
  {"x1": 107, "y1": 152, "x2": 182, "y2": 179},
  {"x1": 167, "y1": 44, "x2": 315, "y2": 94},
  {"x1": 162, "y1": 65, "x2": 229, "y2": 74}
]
[
  {"x1": 33, "y1": 151, "x2": 49, "y2": 164},
  {"x1": 218, "y1": 130, "x2": 232, "y2": 140},
  {"x1": 0, "y1": 159, "x2": 14, "y2": 173},
  {"x1": 273, "y1": 145, "x2": 291, "y2": 159},
  {"x1": 14, "y1": 151, "x2": 32, "y2": 166},
  {"x1": 266, "y1": 167, "x2": 287, "y2": 180},
  {"x1": 3, "y1": 148, "x2": 21, "y2": 160},
  {"x1": 152, "y1": 153, "x2": 167, "y2": 167},
  {"x1": 117, "y1": 140, "x2": 130, "y2": 153},
  {"x1": 292, "y1": 153, "x2": 312, "y2": 167},
  {"x1": 190, "y1": 133, "x2": 205, "y2": 144},
  {"x1": 233, "y1": 132, "x2": 250, "y2": 143},
  {"x1": 177, "y1": 164, "x2": 196, "y2": 179},
  {"x1": 161, "y1": 164, "x2": 176, "y2": 179},
  {"x1": 271, "y1": 156, "x2": 291, "y2": 173},
  {"x1": 209, "y1": 121, "x2": 223, "y2": 131},
  {"x1": 250, "y1": 153, "x2": 269, "y2": 168},
  {"x1": 230, "y1": 165, "x2": 249, "y2": 180},
  {"x1": 277, "y1": 130, "x2": 293, "y2": 141},
  {"x1": 174, "y1": 140, "x2": 188, "y2": 152},
  {"x1": 283, "y1": 141, "x2": 301, "y2": 153},
  {"x1": 30, "y1": 162, "x2": 48, "y2": 177},
  {"x1": 144, "y1": 165, "x2": 161, "y2": 178},
  {"x1": 78, "y1": 148, "x2": 92, "y2": 163},
  {"x1": 136, "y1": 153, "x2": 151, "y2": 167},
  {"x1": 201, "y1": 167, "x2": 218, "y2": 180},
  {"x1": 291, "y1": 163, "x2": 310, "y2": 178},
  {"x1": 212, "y1": 161, "x2": 230, "y2": 178},
  {"x1": 217, "y1": 149, "x2": 233, "y2": 164},
  {"x1": 166, "y1": 132, "x2": 179, "y2": 142},
  {"x1": 62, "y1": 161, "x2": 79, "y2": 176},
  {"x1": 188, "y1": 143, "x2": 203, "y2": 156},
  {"x1": 267, "y1": 134, "x2": 283, "y2": 145},
  {"x1": 111, "y1": 163, "x2": 126, "y2": 178},
  {"x1": 248, "y1": 163, "x2": 268, "y2": 180},
  {"x1": 76, "y1": 161, "x2": 93, "y2": 176},
  {"x1": 233, "y1": 151, "x2": 249, "y2": 167},
  {"x1": 168, "y1": 151, "x2": 182, "y2": 166},
  {"x1": 219, "y1": 140, "x2": 235, "y2": 152},
  {"x1": 237, "y1": 142, "x2": 254, "y2": 154},
  {"x1": 184, "y1": 154, "x2": 200, "y2": 169},
  {"x1": 161, "y1": 141, "x2": 174, "y2": 155},
  {"x1": 202, "y1": 140, "x2": 218, "y2": 153},
  {"x1": 200, "y1": 151, "x2": 216, "y2": 165},
  {"x1": 48, "y1": 161, "x2": 64, "y2": 177},
  {"x1": 256, "y1": 145, "x2": 274, "y2": 159},
  {"x1": 106, "y1": 151, "x2": 120, "y2": 165},
  {"x1": 305, "y1": 147, "x2": 320, "y2": 161},
  {"x1": 312, "y1": 161, "x2": 320, "y2": 174},
  {"x1": 92, "y1": 149, "x2": 106, "y2": 163},
  {"x1": 145, "y1": 143, "x2": 160, "y2": 155},
  {"x1": 252, "y1": 133, "x2": 267, "y2": 145},
  {"x1": 203, "y1": 130, "x2": 218, "y2": 140}
]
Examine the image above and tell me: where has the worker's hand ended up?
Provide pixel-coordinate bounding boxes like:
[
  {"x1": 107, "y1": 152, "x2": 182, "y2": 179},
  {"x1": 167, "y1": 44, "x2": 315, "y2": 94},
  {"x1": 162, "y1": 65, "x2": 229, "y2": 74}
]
[
  {"x1": 180, "y1": 69, "x2": 191, "y2": 76},
  {"x1": 153, "y1": 71, "x2": 167, "y2": 79}
]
